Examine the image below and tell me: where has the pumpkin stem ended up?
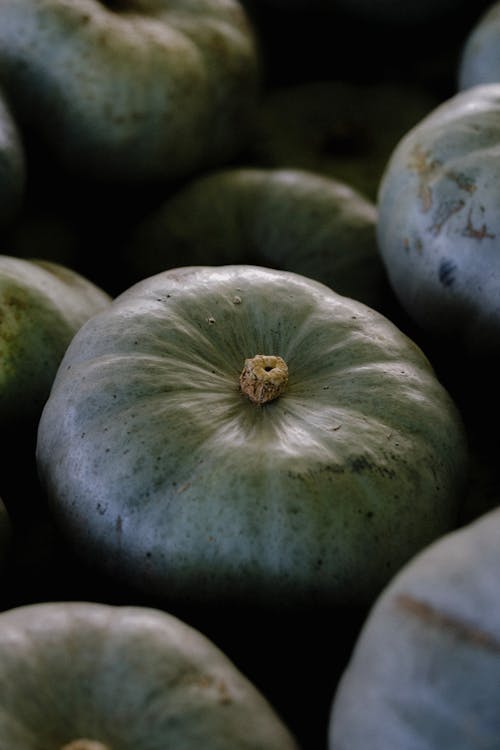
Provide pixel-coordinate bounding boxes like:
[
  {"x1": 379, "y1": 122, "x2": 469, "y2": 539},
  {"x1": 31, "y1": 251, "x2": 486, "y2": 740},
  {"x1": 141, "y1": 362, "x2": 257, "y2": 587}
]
[
  {"x1": 60, "y1": 741, "x2": 111, "y2": 750},
  {"x1": 239, "y1": 354, "x2": 288, "y2": 405}
]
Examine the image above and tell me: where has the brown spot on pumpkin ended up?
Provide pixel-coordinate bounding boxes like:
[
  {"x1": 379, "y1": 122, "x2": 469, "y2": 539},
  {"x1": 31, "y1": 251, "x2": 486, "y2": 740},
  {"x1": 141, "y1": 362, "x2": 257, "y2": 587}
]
[
  {"x1": 446, "y1": 170, "x2": 476, "y2": 193},
  {"x1": 428, "y1": 199, "x2": 465, "y2": 236},
  {"x1": 180, "y1": 673, "x2": 233, "y2": 705},
  {"x1": 395, "y1": 593, "x2": 500, "y2": 653},
  {"x1": 407, "y1": 144, "x2": 442, "y2": 213},
  {"x1": 462, "y1": 207, "x2": 495, "y2": 240}
]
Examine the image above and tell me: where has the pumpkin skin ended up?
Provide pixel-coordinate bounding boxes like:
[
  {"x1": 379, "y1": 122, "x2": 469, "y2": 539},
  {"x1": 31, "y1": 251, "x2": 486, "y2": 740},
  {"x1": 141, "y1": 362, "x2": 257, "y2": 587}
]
[
  {"x1": 328, "y1": 506, "x2": 500, "y2": 749},
  {"x1": 36, "y1": 265, "x2": 467, "y2": 609},
  {"x1": 458, "y1": 2, "x2": 500, "y2": 89},
  {"x1": 0, "y1": 256, "x2": 111, "y2": 428},
  {"x1": 126, "y1": 167, "x2": 390, "y2": 312},
  {"x1": 0, "y1": 0, "x2": 259, "y2": 183},
  {"x1": 377, "y1": 84, "x2": 500, "y2": 357},
  {"x1": 0, "y1": 601, "x2": 298, "y2": 749}
]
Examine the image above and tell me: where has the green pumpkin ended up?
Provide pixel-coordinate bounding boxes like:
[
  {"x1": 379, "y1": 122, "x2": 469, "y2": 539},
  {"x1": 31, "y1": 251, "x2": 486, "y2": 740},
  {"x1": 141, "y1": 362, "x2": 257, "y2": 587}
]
[
  {"x1": 126, "y1": 167, "x2": 390, "y2": 313},
  {"x1": 377, "y1": 83, "x2": 500, "y2": 357},
  {"x1": 0, "y1": 0, "x2": 259, "y2": 182},
  {"x1": 329, "y1": 505, "x2": 500, "y2": 749},
  {"x1": 37, "y1": 265, "x2": 467, "y2": 608},
  {"x1": 0, "y1": 255, "x2": 111, "y2": 428},
  {"x1": 458, "y1": 1, "x2": 500, "y2": 89},
  {"x1": 0, "y1": 601, "x2": 298, "y2": 749}
]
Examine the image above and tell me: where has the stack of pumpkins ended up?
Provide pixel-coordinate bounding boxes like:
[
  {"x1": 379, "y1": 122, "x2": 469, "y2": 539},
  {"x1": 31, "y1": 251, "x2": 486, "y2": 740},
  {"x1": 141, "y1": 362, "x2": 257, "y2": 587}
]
[{"x1": 0, "y1": 1, "x2": 499, "y2": 748}]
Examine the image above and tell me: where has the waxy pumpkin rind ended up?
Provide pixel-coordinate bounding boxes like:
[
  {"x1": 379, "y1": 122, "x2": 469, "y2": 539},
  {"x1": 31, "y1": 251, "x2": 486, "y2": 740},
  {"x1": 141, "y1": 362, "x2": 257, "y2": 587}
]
[
  {"x1": 37, "y1": 265, "x2": 467, "y2": 608},
  {"x1": 377, "y1": 84, "x2": 500, "y2": 356},
  {"x1": 329, "y1": 506, "x2": 500, "y2": 749},
  {"x1": 0, "y1": 0, "x2": 260, "y2": 182},
  {"x1": 0, "y1": 601, "x2": 299, "y2": 749}
]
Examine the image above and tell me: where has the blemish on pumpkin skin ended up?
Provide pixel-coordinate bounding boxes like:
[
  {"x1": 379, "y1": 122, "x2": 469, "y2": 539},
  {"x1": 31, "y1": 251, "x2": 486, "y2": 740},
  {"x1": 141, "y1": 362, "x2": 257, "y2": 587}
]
[
  {"x1": 438, "y1": 259, "x2": 457, "y2": 288},
  {"x1": 395, "y1": 593, "x2": 500, "y2": 653},
  {"x1": 462, "y1": 207, "x2": 495, "y2": 240},
  {"x1": 428, "y1": 199, "x2": 465, "y2": 236},
  {"x1": 407, "y1": 145, "x2": 442, "y2": 213}
]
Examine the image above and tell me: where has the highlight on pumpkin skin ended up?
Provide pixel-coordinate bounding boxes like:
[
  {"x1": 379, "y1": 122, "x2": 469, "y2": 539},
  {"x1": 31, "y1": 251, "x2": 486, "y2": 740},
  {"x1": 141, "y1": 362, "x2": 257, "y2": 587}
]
[
  {"x1": 60, "y1": 741, "x2": 110, "y2": 750},
  {"x1": 239, "y1": 354, "x2": 288, "y2": 405}
]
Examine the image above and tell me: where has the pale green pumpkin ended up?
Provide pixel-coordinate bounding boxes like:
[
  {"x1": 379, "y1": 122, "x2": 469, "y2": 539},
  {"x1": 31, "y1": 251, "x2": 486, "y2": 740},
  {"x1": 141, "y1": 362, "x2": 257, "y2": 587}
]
[
  {"x1": 126, "y1": 167, "x2": 390, "y2": 313},
  {"x1": 0, "y1": 255, "x2": 111, "y2": 427},
  {"x1": 0, "y1": 601, "x2": 298, "y2": 749},
  {"x1": 37, "y1": 265, "x2": 467, "y2": 608},
  {"x1": 458, "y1": 1, "x2": 500, "y2": 89},
  {"x1": 0, "y1": 0, "x2": 259, "y2": 182},
  {"x1": 329, "y1": 505, "x2": 500, "y2": 749}
]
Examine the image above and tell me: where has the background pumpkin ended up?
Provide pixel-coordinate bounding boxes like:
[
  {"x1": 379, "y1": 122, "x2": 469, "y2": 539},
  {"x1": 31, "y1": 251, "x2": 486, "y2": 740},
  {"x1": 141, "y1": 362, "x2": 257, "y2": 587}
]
[
  {"x1": 247, "y1": 82, "x2": 439, "y2": 201},
  {"x1": 0, "y1": 0, "x2": 260, "y2": 183},
  {"x1": 0, "y1": 87, "x2": 25, "y2": 229},
  {"x1": 0, "y1": 601, "x2": 299, "y2": 749},
  {"x1": 329, "y1": 505, "x2": 500, "y2": 749},
  {"x1": 458, "y1": 1, "x2": 500, "y2": 89},
  {"x1": 125, "y1": 167, "x2": 390, "y2": 313},
  {"x1": 0, "y1": 498, "x2": 11, "y2": 571},
  {"x1": 376, "y1": 83, "x2": 500, "y2": 359},
  {"x1": 37, "y1": 264, "x2": 468, "y2": 611}
]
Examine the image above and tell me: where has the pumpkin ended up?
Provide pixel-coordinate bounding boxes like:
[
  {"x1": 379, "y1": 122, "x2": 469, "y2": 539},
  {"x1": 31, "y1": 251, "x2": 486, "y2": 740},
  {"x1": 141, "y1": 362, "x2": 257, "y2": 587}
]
[
  {"x1": 328, "y1": 505, "x2": 500, "y2": 749},
  {"x1": 376, "y1": 83, "x2": 500, "y2": 358},
  {"x1": 0, "y1": 601, "x2": 298, "y2": 749},
  {"x1": 0, "y1": 88, "x2": 25, "y2": 228},
  {"x1": 458, "y1": 1, "x2": 500, "y2": 89},
  {"x1": 36, "y1": 264, "x2": 467, "y2": 609},
  {"x1": 0, "y1": 255, "x2": 111, "y2": 532},
  {"x1": 0, "y1": 0, "x2": 260, "y2": 183},
  {"x1": 0, "y1": 255, "x2": 111, "y2": 430},
  {"x1": 126, "y1": 167, "x2": 390, "y2": 312},
  {"x1": 248, "y1": 82, "x2": 438, "y2": 201}
]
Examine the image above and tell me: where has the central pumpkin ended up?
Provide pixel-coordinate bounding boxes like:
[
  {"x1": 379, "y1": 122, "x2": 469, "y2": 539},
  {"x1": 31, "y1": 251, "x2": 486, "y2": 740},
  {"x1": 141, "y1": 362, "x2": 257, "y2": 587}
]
[{"x1": 36, "y1": 265, "x2": 467, "y2": 608}]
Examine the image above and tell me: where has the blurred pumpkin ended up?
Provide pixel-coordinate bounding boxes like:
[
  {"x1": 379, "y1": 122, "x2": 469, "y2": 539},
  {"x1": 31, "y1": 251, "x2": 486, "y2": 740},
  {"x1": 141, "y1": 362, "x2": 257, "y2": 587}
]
[
  {"x1": 0, "y1": 601, "x2": 298, "y2": 749},
  {"x1": 377, "y1": 84, "x2": 500, "y2": 358},
  {"x1": 126, "y1": 167, "x2": 390, "y2": 312}
]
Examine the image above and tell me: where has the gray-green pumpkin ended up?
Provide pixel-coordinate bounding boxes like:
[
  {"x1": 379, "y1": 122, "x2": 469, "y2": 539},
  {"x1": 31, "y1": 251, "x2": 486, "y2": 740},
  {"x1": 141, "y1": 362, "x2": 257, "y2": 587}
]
[
  {"x1": 377, "y1": 83, "x2": 500, "y2": 357},
  {"x1": 37, "y1": 265, "x2": 467, "y2": 608},
  {"x1": 329, "y1": 505, "x2": 500, "y2": 749},
  {"x1": 0, "y1": 255, "x2": 111, "y2": 428},
  {"x1": 0, "y1": 601, "x2": 298, "y2": 749},
  {"x1": 249, "y1": 82, "x2": 438, "y2": 201},
  {"x1": 0, "y1": 0, "x2": 259, "y2": 182},
  {"x1": 458, "y1": 1, "x2": 500, "y2": 89},
  {"x1": 126, "y1": 167, "x2": 390, "y2": 313}
]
